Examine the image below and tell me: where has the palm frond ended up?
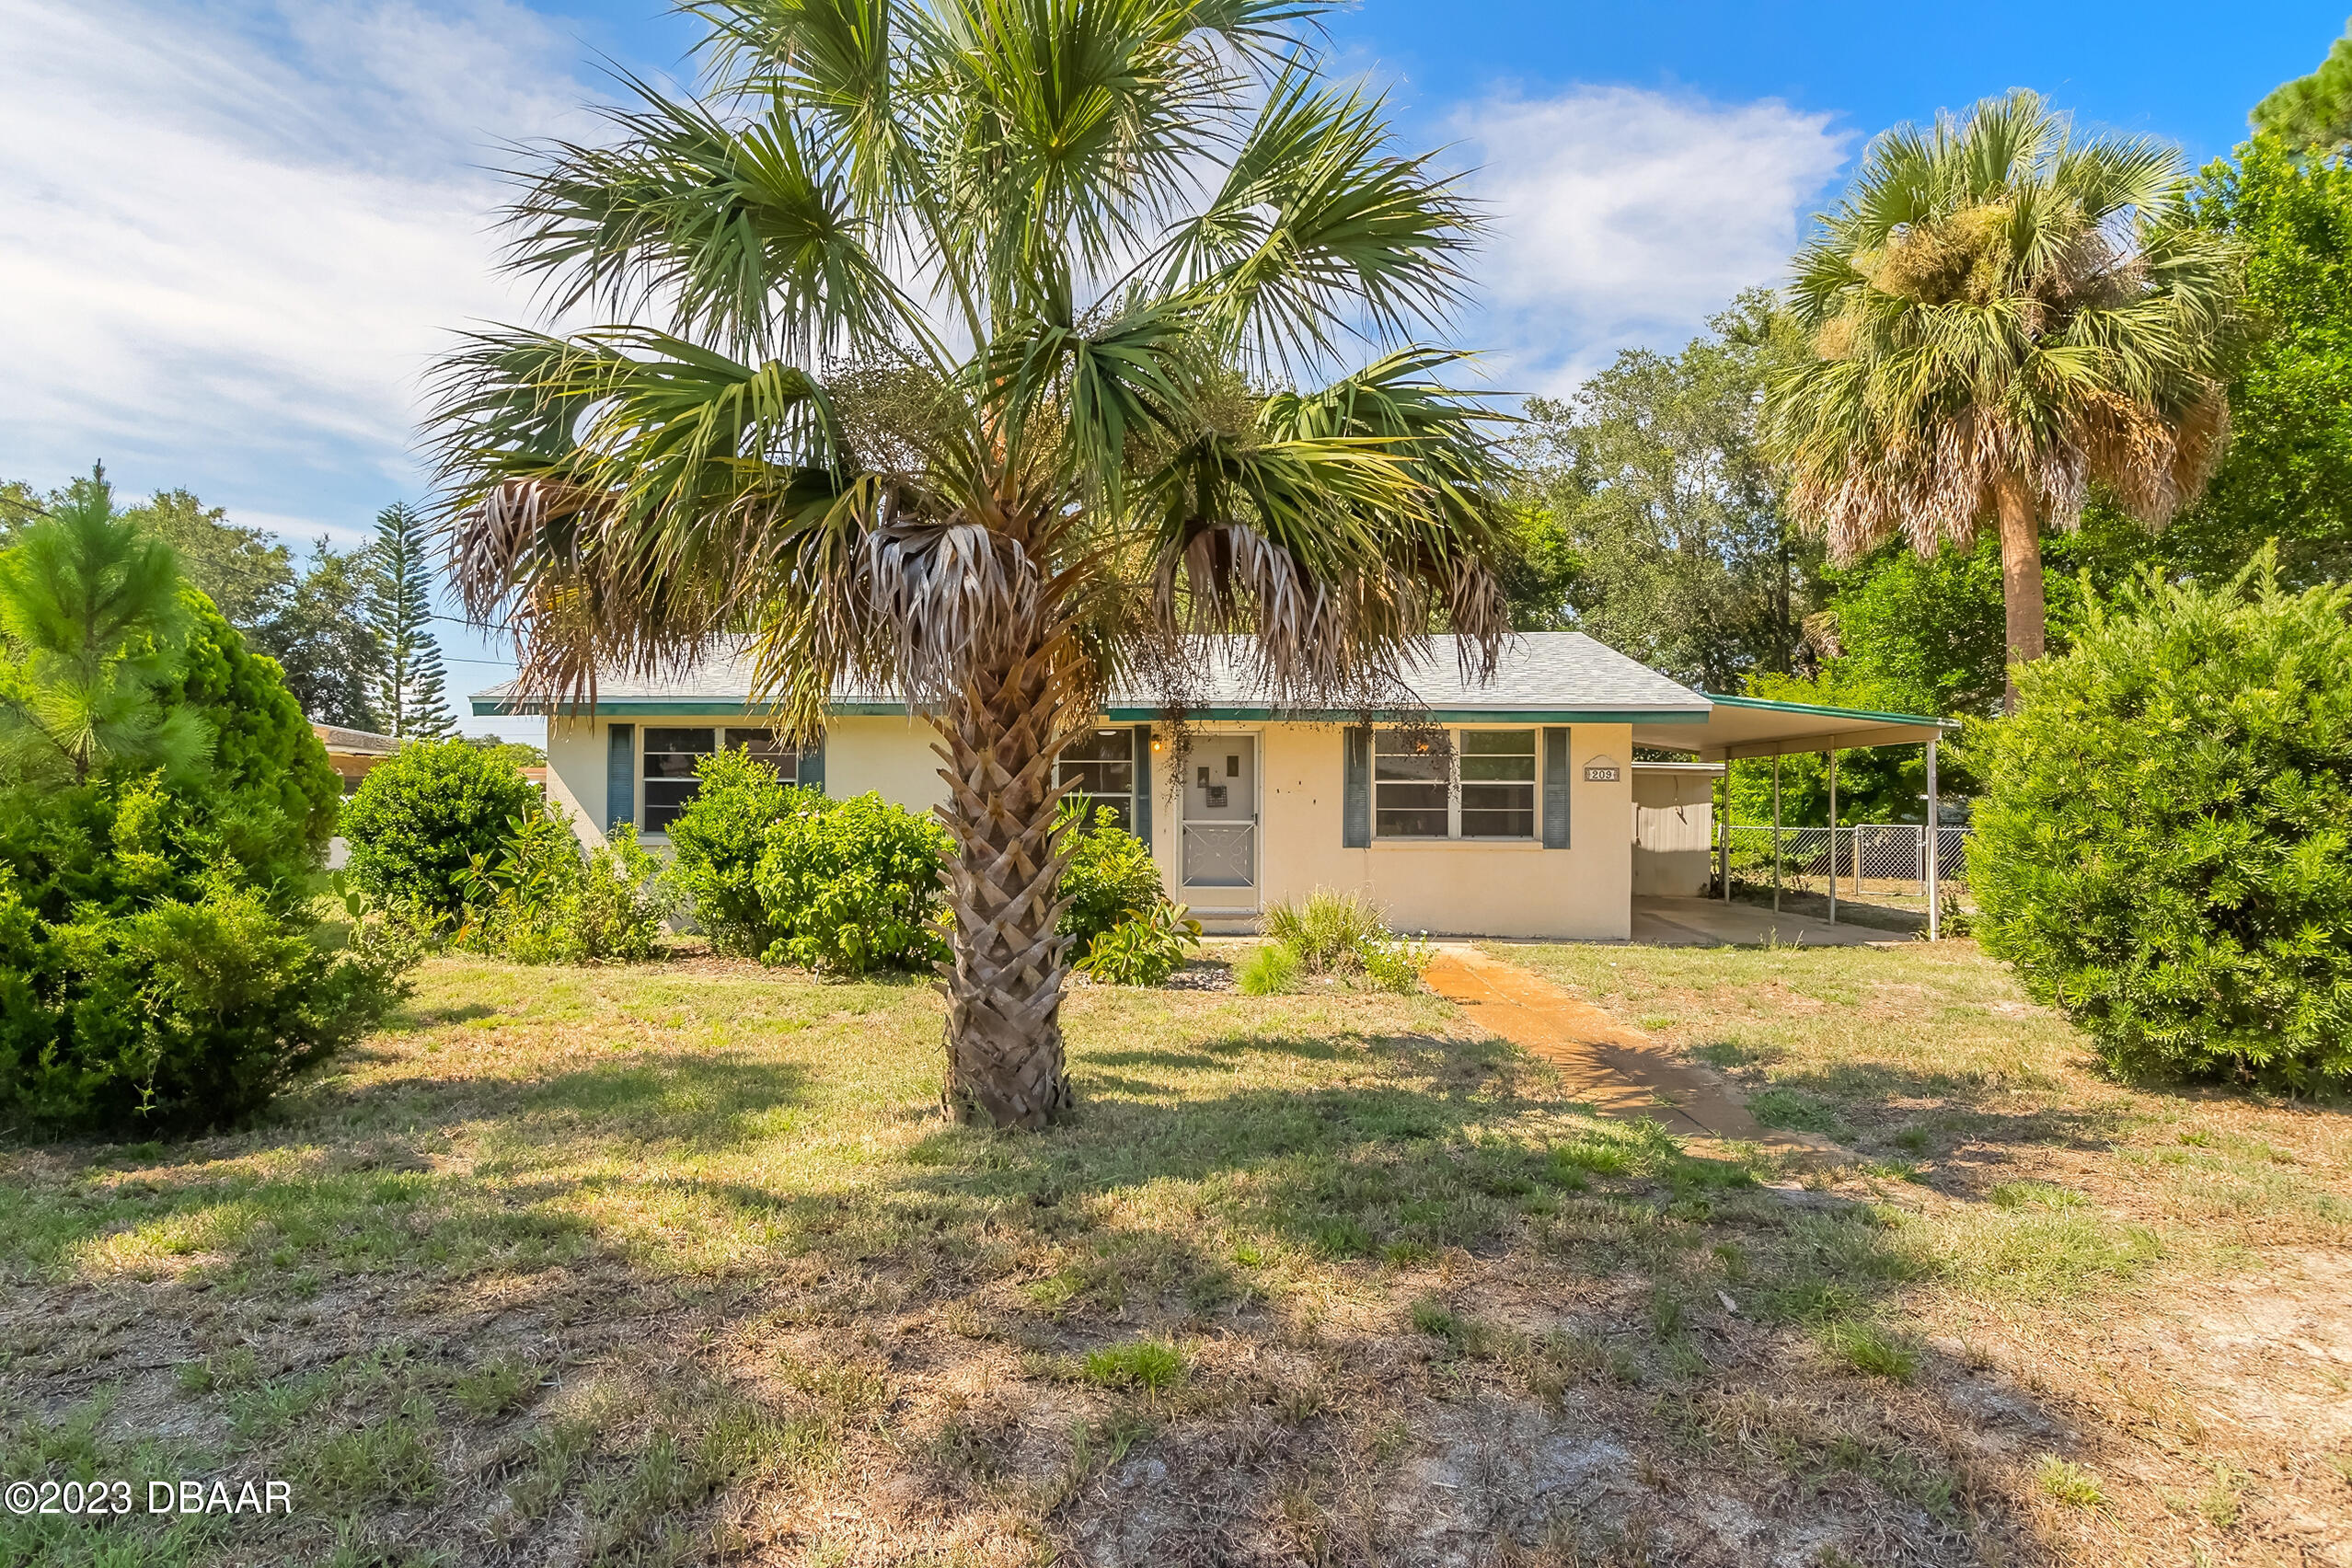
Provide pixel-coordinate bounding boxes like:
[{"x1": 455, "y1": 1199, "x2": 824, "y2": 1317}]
[
  {"x1": 502, "y1": 80, "x2": 910, "y2": 362},
  {"x1": 1162, "y1": 67, "x2": 1478, "y2": 371}
]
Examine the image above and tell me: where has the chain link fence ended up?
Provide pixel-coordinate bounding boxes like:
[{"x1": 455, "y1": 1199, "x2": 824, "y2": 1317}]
[{"x1": 1724, "y1": 824, "x2": 1968, "y2": 897}]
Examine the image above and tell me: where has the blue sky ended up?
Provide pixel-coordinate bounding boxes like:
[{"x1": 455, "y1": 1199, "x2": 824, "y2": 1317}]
[{"x1": 0, "y1": 0, "x2": 2337, "y2": 738}]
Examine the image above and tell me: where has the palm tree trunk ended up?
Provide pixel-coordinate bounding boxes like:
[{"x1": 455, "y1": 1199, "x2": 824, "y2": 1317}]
[
  {"x1": 931, "y1": 641, "x2": 1079, "y2": 1128},
  {"x1": 1995, "y1": 474, "x2": 2046, "y2": 712}
]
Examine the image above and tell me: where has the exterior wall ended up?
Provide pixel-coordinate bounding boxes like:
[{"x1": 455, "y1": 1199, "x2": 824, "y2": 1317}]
[
  {"x1": 544, "y1": 717, "x2": 610, "y2": 847},
  {"x1": 824, "y1": 715, "x2": 950, "y2": 811},
  {"x1": 1170, "y1": 721, "x2": 1633, "y2": 940},
  {"x1": 1631, "y1": 767, "x2": 1716, "y2": 898}
]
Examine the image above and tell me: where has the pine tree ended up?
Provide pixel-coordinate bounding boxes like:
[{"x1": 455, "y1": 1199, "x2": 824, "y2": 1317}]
[{"x1": 363, "y1": 502, "x2": 455, "y2": 740}]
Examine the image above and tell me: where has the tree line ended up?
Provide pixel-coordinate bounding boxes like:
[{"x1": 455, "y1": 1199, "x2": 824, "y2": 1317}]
[{"x1": 0, "y1": 476, "x2": 462, "y2": 740}]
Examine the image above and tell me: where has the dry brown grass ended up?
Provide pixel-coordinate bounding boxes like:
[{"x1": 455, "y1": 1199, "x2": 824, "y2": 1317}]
[
  {"x1": 1488, "y1": 937, "x2": 2352, "y2": 1568},
  {"x1": 2, "y1": 942, "x2": 2346, "y2": 1565}
]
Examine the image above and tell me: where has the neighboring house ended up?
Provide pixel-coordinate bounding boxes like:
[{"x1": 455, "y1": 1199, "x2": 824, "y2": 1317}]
[
  {"x1": 471, "y1": 632, "x2": 1950, "y2": 940},
  {"x1": 312, "y1": 723, "x2": 400, "y2": 795}
]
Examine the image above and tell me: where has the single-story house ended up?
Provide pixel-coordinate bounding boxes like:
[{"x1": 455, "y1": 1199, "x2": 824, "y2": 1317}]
[
  {"x1": 312, "y1": 723, "x2": 400, "y2": 794},
  {"x1": 472, "y1": 632, "x2": 1951, "y2": 940}
]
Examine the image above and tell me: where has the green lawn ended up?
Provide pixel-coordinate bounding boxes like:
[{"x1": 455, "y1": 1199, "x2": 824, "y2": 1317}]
[{"x1": 2, "y1": 944, "x2": 2346, "y2": 1565}]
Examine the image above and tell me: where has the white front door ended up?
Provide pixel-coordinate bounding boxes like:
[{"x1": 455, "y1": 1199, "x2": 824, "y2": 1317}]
[{"x1": 1181, "y1": 735, "x2": 1257, "y2": 903}]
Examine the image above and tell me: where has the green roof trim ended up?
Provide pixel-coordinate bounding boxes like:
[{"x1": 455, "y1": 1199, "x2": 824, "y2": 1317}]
[
  {"x1": 472, "y1": 696, "x2": 1708, "y2": 724},
  {"x1": 1699, "y1": 692, "x2": 1962, "y2": 731}
]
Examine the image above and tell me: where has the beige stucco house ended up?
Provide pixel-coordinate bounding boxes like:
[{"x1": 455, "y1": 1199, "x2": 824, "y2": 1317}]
[{"x1": 472, "y1": 632, "x2": 1950, "y2": 940}]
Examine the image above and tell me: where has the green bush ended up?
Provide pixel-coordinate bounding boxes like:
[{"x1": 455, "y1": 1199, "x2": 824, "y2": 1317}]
[
  {"x1": 0, "y1": 496, "x2": 409, "y2": 1136},
  {"x1": 1262, "y1": 887, "x2": 1390, "y2": 973},
  {"x1": 1057, "y1": 806, "x2": 1162, "y2": 947},
  {"x1": 1969, "y1": 558, "x2": 2352, "y2": 1086},
  {"x1": 1077, "y1": 902, "x2": 1202, "y2": 986},
  {"x1": 458, "y1": 813, "x2": 671, "y2": 965},
  {"x1": 1260, "y1": 887, "x2": 1430, "y2": 991},
  {"x1": 664, "y1": 748, "x2": 801, "y2": 956},
  {"x1": 340, "y1": 739, "x2": 541, "y2": 924},
  {"x1": 0, "y1": 875, "x2": 408, "y2": 1134},
  {"x1": 755, "y1": 792, "x2": 951, "y2": 974}
]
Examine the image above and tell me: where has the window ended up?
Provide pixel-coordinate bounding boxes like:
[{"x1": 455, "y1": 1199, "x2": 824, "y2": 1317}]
[
  {"x1": 1056, "y1": 729, "x2": 1136, "y2": 831},
  {"x1": 724, "y1": 727, "x2": 804, "y2": 779},
  {"x1": 1459, "y1": 730, "x2": 1537, "y2": 838},
  {"x1": 1374, "y1": 731, "x2": 1448, "y2": 837},
  {"x1": 1373, "y1": 728, "x2": 1538, "y2": 840},
  {"x1": 640, "y1": 727, "x2": 809, "y2": 835},
  {"x1": 642, "y1": 727, "x2": 715, "y2": 833}
]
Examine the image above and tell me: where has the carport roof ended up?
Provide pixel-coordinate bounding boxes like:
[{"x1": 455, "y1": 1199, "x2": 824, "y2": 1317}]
[{"x1": 1631, "y1": 693, "x2": 1959, "y2": 761}]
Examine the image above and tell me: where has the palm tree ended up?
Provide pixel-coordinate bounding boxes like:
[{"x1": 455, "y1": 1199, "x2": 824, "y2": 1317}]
[
  {"x1": 425, "y1": 0, "x2": 1510, "y2": 1127},
  {"x1": 1763, "y1": 90, "x2": 2245, "y2": 709}
]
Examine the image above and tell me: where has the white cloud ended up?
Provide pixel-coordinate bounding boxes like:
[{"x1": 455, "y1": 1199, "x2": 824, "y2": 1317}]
[
  {"x1": 1448, "y1": 86, "x2": 1852, "y2": 395},
  {"x1": 0, "y1": 0, "x2": 599, "y2": 503}
]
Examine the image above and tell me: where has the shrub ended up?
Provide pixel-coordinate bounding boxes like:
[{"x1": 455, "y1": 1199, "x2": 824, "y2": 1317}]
[
  {"x1": 1262, "y1": 887, "x2": 1389, "y2": 973},
  {"x1": 664, "y1": 748, "x2": 802, "y2": 956},
  {"x1": 1057, "y1": 806, "x2": 1162, "y2": 947},
  {"x1": 1260, "y1": 887, "x2": 1431, "y2": 992},
  {"x1": 458, "y1": 813, "x2": 670, "y2": 965},
  {"x1": 1235, "y1": 943, "x2": 1298, "y2": 996},
  {"x1": 340, "y1": 740, "x2": 540, "y2": 925},
  {"x1": 755, "y1": 792, "x2": 951, "y2": 974},
  {"x1": 1969, "y1": 557, "x2": 2352, "y2": 1086},
  {"x1": 0, "y1": 873, "x2": 409, "y2": 1135},
  {"x1": 0, "y1": 517, "x2": 410, "y2": 1135},
  {"x1": 1077, "y1": 902, "x2": 1201, "y2": 986}
]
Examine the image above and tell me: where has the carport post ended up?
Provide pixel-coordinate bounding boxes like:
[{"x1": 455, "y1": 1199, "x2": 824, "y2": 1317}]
[
  {"x1": 1826, "y1": 749, "x2": 1838, "y2": 926},
  {"x1": 1717, "y1": 769, "x2": 1731, "y2": 901},
  {"x1": 1770, "y1": 755, "x2": 1781, "y2": 914},
  {"x1": 1925, "y1": 737, "x2": 1940, "y2": 941}
]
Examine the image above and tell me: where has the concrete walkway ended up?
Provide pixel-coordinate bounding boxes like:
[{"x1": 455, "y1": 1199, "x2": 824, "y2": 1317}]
[
  {"x1": 1631, "y1": 895, "x2": 1908, "y2": 949},
  {"x1": 1421, "y1": 945, "x2": 1840, "y2": 1158}
]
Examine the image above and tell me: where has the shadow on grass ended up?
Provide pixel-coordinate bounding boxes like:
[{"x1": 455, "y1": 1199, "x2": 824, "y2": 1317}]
[{"x1": 0, "y1": 992, "x2": 2022, "y2": 1568}]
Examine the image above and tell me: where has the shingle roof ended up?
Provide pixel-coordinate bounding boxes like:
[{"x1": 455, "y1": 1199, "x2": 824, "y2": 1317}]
[
  {"x1": 470, "y1": 631, "x2": 1710, "y2": 722},
  {"x1": 311, "y1": 722, "x2": 401, "y2": 755}
]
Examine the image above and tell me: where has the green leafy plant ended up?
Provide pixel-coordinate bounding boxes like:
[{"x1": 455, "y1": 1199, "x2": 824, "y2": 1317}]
[
  {"x1": 755, "y1": 792, "x2": 951, "y2": 974},
  {"x1": 0, "y1": 871, "x2": 409, "y2": 1135},
  {"x1": 340, "y1": 739, "x2": 540, "y2": 925},
  {"x1": 427, "y1": 0, "x2": 1514, "y2": 1130},
  {"x1": 1969, "y1": 553, "x2": 2352, "y2": 1086},
  {"x1": 1057, "y1": 805, "x2": 1163, "y2": 948},
  {"x1": 664, "y1": 748, "x2": 802, "y2": 956},
  {"x1": 1077, "y1": 901, "x2": 1201, "y2": 986},
  {"x1": 458, "y1": 811, "x2": 671, "y2": 965}
]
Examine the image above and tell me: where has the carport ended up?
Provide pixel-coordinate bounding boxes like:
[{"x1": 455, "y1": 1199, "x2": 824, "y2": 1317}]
[{"x1": 1631, "y1": 694, "x2": 1964, "y2": 939}]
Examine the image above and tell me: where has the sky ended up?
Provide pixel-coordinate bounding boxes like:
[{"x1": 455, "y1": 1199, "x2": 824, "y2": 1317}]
[{"x1": 0, "y1": 0, "x2": 2339, "y2": 739}]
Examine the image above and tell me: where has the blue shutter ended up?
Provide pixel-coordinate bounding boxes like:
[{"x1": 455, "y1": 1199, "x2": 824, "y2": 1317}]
[
  {"x1": 1131, "y1": 725, "x2": 1152, "y2": 844},
  {"x1": 1542, "y1": 726, "x2": 1570, "y2": 848},
  {"x1": 798, "y1": 732, "x2": 826, "y2": 794},
  {"x1": 606, "y1": 724, "x2": 636, "y2": 831},
  {"x1": 1343, "y1": 726, "x2": 1370, "y2": 847}
]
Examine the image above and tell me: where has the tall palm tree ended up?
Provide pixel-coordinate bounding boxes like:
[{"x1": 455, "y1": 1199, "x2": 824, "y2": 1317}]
[
  {"x1": 1763, "y1": 90, "x2": 2245, "y2": 709},
  {"x1": 425, "y1": 0, "x2": 1510, "y2": 1127}
]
